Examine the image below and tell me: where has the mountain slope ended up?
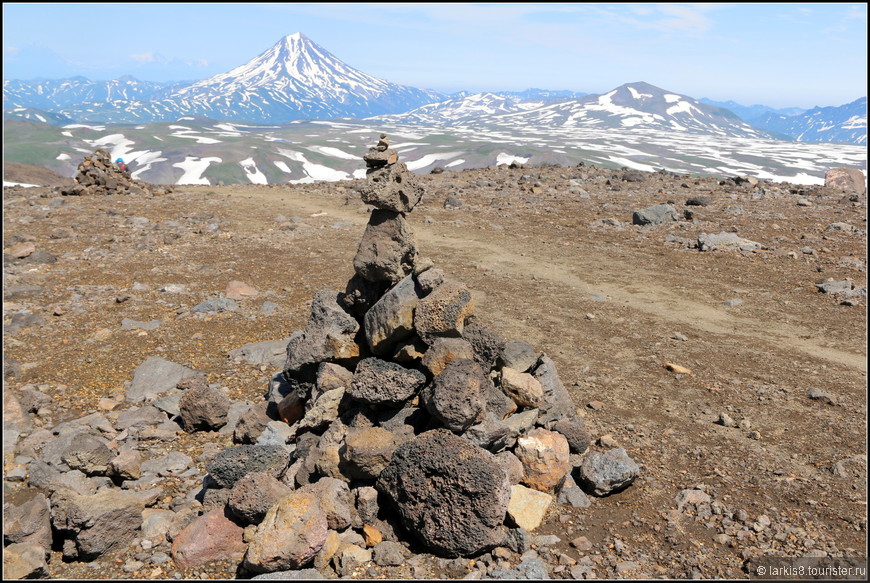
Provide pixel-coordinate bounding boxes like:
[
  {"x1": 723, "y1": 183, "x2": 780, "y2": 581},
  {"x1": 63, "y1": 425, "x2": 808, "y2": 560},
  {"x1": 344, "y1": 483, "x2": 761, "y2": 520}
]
[
  {"x1": 748, "y1": 97, "x2": 867, "y2": 145},
  {"x1": 23, "y1": 34, "x2": 445, "y2": 124},
  {"x1": 379, "y1": 82, "x2": 773, "y2": 138},
  {"x1": 2, "y1": 76, "x2": 180, "y2": 110}
]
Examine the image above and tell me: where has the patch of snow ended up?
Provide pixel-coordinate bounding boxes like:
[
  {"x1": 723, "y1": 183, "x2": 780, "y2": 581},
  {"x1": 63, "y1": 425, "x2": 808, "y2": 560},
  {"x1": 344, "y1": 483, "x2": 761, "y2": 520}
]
[
  {"x1": 666, "y1": 101, "x2": 695, "y2": 116},
  {"x1": 627, "y1": 86, "x2": 652, "y2": 100},
  {"x1": 605, "y1": 156, "x2": 657, "y2": 172},
  {"x1": 405, "y1": 152, "x2": 463, "y2": 171},
  {"x1": 172, "y1": 156, "x2": 222, "y2": 185},
  {"x1": 63, "y1": 124, "x2": 106, "y2": 130},
  {"x1": 240, "y1": 157, "x2": 268, "y2": 184},
  {"x1": 3, "y1": 181, "x2": 40, "y2": 188},
  {"x1": 496, "y1": 153, "x2": 530, "y2": 166},
  {"x1": 56, "y1": 153, "x2": 71, "y2": 160},
  {"x1": 664, "y1": 94, "x2": 682, "y2": 103},
  {"x1": 171, "y1": 133, "x2": 222, "y2": 144},
  {"x1": 274, "y1": 161, "x2": 292, "y2": 174},
  {"x1": 307, "y1": 145, "x2": 360, "y2": 160},
  {"x1": 446, "y1": 159, "x2": 465, "y2": 168}
]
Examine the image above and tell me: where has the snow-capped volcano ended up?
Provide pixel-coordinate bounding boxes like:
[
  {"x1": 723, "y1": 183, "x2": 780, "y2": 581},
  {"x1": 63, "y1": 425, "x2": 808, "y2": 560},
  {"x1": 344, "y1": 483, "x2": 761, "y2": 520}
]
[{"x1": 33, "y1": 33, "x2": 444, "y2": 124}]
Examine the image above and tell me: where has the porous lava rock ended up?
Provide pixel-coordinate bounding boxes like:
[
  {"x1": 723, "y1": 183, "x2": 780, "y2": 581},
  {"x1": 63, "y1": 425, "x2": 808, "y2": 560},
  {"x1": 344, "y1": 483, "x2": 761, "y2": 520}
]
[{"x1": 376, "y1": 429, "x2": 511, "y2": 558}]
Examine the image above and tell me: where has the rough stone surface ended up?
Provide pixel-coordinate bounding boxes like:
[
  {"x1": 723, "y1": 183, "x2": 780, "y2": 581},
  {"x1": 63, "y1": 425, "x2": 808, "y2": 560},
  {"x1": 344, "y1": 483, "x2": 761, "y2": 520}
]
[
  {"x1": 3, "y1": 493, "x2": 52, "y2": 549},
  {"x1": 171, "y1": 508, "x2": 247, "y2": 569},
  {"x1": 50, "y1": 487, "x2": 159, "y2": 560},
  {"x1": 376, "y1": 429, "x2": 511, "y2": 557},
  {"x1": 282, "y1": 290, "x2": 360, "y2": 376},
  {"x1": 531, "y1": 355, "x2": 576, "y2": 423},
  {"x1": 243, "y1": 490, "x2": 329, "y2": 573},
  {"x1": 414, "y1": 281, "x2": 474, "y2": 342},
  {"x1": 462, "y1": 317, "x2": 506, "y2": 369},
  {"x1": 178, "y1": 383, "x2": 231, "y2": 432},
  {"x1": 353, "y1": 209, "x2": 417, "y2": 284},
  {"x1": 420, "y1": 337, "x2": 475, "y2": 376},
  {"x1": 551, "y1": 417, "x2": 591, "y2": 455},
  {"x1": 3, "y1": 541, "x2": 48, "y2": 579},
  {"x1": 514, "y1": 428, "x2": 571, "y2": 492},
  {"x1": 349, "y1": 357, "x2": 426, "y2": 406},
  {"x1": 632, "y1": 203, "x2": 679, "y2": 225},
  {"x1": 498, "y1": 340, "x2": 539, "y2": 373},
  {"x1": 206, "y1": 445, "x2": 291, "y2": 489},
  {"x1": 500, "y1": 367, "x2": 544, "y2": 408},
  {"x1": 364, "y1": 274, "x2": 424, "y2": 355},
  {"x1": 227, "y1": 472, "x2": 294, "y2": 525},
  {"x1": 577, "y1": 448, "x2": 641, "y2": 496},
  {"x1": 421, "y1": 358, "x2": 487, "y2": 433},
  {"x1": 340, "y1": 426, "x2": 397, "y2": 481},
  {"x1": 360, "y1": 162, "x2": 425, "y2": 213}
]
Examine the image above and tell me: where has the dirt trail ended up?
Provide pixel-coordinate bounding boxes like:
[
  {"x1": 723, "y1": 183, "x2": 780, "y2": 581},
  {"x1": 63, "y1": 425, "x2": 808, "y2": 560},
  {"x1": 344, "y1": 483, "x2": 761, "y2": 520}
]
[{"x1": 241, "y1": 187, "x2": 867, "y2": 373}]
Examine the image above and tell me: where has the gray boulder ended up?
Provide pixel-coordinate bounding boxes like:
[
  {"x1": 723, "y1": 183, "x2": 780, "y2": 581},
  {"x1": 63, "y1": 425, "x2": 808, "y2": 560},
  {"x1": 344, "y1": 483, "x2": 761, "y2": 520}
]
[
  {"x1": 3, "y1": 493, "x2": 52, "y2": 549},
  {"x1": 696, "y1": 231, "x2": 762, "y2": 252},
  {"x1": 50, "y1": 487, "x2": 160, "y2": 560},
  {"x1": 283, "y1": 290, "x2": 360, "y2": 376},
  {"x1": 364, "y1": 274, "x2": 425, "y2": 355},
  {"x1": 531, "y1": 355, "x2": 576, "y2": 423},
  {"x1": 60, "y1": 432, "x2": 115, "y2": 475},
  {"x1": 353, "y1": 209, "x2": 417, "y2": 284},
  {"x1": 178, "y1": 382, "x2": 232, "y2": 432},
  {"x1": 499, "y1": 340, "x2": 538, "y2": 373},
  {"x1": 229, "y1": 339, "x2": 290, "y2": 368},
  {"x1": 126, "y1": 356, "x2": 197, "y2": 402},
  {"x1": 632, "y1": 203, "x2": 678, "y2": 225},
  {"x1": 576, "y1": 448, "x2": 640, "y2": 496}
]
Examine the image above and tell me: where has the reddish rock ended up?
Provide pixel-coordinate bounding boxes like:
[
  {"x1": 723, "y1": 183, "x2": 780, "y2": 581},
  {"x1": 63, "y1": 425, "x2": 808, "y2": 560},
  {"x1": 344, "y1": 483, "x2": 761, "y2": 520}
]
[{"x1": 171, "y1": 508, "x2": 247, "y2": 569}]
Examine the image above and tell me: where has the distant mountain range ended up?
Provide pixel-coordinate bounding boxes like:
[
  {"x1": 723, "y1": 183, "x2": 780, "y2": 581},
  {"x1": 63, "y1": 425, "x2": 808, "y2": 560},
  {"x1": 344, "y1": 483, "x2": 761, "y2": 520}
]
[
  {"x1": 3, "y1": 34, "x2": 444, "y2": 124},
  {"x1": 378, "y1": 82, "x2": 773, "y2": 139},
  {"x1": 2, "y1": 32, "x2": 866, "y2": 147}
]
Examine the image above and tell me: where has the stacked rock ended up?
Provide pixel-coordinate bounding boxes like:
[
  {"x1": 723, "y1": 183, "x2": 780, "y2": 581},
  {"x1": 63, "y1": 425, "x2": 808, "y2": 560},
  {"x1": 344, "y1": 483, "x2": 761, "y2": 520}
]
[
  {"x1": 231, "y1": 134, "x2": 641, "y2": 574},
  {"x1": 61, "y1": 149, "x2": 165, "y2": 196}
]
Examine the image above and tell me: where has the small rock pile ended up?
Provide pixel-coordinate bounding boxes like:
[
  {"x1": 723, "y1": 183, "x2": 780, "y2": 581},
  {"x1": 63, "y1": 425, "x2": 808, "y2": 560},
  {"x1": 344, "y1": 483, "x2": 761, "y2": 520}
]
[
  {"x1": 229, "y1": 134, "x2": 641, "y2": 574},
  {"x1": 61, "y1": 149, "x2": 166, "y2": 196}
]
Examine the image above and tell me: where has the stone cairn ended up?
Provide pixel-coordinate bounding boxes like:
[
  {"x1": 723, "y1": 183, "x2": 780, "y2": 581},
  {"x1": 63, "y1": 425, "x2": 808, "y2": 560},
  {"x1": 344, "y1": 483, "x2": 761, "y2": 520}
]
[
  {"x1": 222, "y1": 134, "x2": 642, "y2": 574},
  {"x1": 61, "y1": 148, "x2": 166, "y2": 196}
]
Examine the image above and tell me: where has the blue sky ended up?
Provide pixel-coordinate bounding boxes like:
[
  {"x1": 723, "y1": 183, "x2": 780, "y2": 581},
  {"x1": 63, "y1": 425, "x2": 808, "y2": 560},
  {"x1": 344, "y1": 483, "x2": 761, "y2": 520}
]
[{"x1": 3, "y1": 3, "x2": 867, "y2": 109}]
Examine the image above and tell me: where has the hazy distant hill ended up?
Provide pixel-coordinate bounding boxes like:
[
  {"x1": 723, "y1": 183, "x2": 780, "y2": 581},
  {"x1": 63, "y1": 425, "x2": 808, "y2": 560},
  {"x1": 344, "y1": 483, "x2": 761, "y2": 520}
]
[
  {"x1": 746, "y1": 97, "x2": 867, "y2": 145},
  {"x1": 699, "y1": 98, "x2": 805, "y2": 123}
]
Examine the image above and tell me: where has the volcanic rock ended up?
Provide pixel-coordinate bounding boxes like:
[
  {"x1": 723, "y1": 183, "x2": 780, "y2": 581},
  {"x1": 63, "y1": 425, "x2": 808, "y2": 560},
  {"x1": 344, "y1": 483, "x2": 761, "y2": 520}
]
[{"x1": 376, "y1": 429, "x2": 511, "y2": 557}]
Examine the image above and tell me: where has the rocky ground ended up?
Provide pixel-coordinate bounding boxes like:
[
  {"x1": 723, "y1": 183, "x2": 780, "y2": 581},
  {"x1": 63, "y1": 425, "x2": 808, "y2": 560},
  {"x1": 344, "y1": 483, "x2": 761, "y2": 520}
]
[{"x1": 3, "y1": 153, "x2": 867, "y2": 580}]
